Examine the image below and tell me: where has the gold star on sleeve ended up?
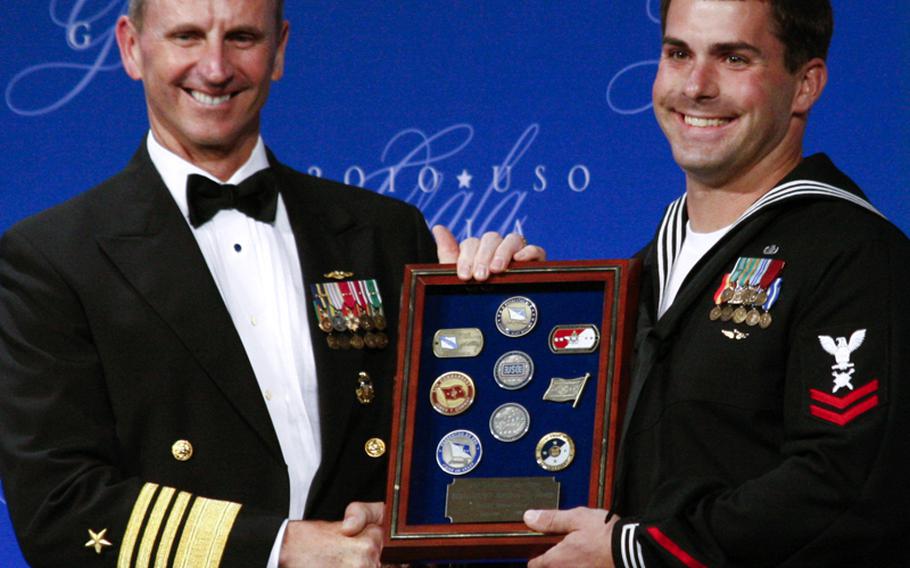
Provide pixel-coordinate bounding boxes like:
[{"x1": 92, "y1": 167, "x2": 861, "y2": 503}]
[{"x1": 85, "y1": 528, "x2": 112, "y2": 554}]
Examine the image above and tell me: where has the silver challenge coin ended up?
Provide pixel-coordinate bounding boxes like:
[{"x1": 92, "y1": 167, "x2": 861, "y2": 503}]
[
  {"x1": 436, "y1": 429, "x2": 483, "y2": 475},
  {"x1": 493, "y1": 350, "x2": 534, "y2": 390},
  {"x1": 495, "y1": 296, "x2": 538, "y2": 337},
  {"x1": 489, "y1": 403, "x2": 531, "y2": 442}
]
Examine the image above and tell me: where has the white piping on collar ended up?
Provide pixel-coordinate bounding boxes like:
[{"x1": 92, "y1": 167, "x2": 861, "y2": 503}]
[{"x1": 654, "y1": 179, "x2": 881, "y2": 310}]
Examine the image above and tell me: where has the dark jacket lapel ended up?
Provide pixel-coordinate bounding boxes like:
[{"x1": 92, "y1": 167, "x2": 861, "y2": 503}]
[
  {"x1": 95, "y1": 146, "x2": 283, "y2": 461},
  {"x1": 272, "y1": 158, "x2": 379, "y2": 499}
]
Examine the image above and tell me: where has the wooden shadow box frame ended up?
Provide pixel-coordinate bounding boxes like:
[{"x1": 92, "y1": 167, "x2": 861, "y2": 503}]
[{"x1": 382, "y1": 260, "x2": 639, "y2": 563}]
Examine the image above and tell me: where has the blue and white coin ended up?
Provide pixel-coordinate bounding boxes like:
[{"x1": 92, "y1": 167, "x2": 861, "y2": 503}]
[
  {"x1": 535, "y1": 432, "x2": 575, "y2": 471},
  {"x1": 495, "y1": 296, "x2": 538, "y2": 337},
  {"x1": 436, "y1": 429, "x2": 483, "y2": 475}
]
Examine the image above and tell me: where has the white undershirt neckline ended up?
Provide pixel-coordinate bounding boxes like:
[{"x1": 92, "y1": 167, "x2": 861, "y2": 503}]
[{"x1": 658, "y1": 221, "x2": 732, "y2": 318}]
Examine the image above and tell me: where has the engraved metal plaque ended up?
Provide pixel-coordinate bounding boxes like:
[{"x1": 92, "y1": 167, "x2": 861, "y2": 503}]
[{"x1": 445, "y1": 477, "x2": 560, "y2": 523}]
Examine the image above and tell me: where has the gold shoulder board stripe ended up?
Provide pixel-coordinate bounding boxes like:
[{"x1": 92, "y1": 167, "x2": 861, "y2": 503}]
[
  {"x1": 173, "y1": 497, "x2": 242, "y2": 568},
  {"x1": 119, "y1": 483, "x2": 159, "y2": 567}
]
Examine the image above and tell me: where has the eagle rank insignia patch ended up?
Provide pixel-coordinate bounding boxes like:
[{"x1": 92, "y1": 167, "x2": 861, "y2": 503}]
[{"x1": 805, "y1": 327, "x2": 886, "y2": 426}]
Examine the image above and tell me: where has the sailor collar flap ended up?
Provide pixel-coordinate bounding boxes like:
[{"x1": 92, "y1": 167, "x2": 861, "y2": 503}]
[{"x1": 653, "y1": 155, "x2": 883, "y2": 317}]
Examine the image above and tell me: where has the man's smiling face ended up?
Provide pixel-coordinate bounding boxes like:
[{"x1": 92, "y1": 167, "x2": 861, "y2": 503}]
[
  {"x1": 652, "y1": 0, "x2": 804, "y2": 187},
  {"x1": 118, "y1": 0, "x2": 288, "y2": 164}
]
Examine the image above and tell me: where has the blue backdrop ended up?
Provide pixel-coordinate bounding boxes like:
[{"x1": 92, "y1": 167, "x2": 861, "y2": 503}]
[{"x1": 1, "y1": 1, "x2": 908, "y2": 564}]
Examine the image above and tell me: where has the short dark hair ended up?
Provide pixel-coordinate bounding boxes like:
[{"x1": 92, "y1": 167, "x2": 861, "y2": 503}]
[
  {"x1": 128, "y1": 0, "x2": 285, "y2": 31},
  {"x1": 660, "y1": 0, "x2": 833, "y2": 73}
]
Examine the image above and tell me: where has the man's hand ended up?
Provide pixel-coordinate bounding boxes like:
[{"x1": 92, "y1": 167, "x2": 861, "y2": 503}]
[
  {"x1": 279, "y1": 502, "x2": 384, "y2": 567},
  {"x1": 432, "y1": 225, "x2": 546, "y2": 281},
  {"x1": 524, "y1": 507, "x2": 618, "y2": 568}
]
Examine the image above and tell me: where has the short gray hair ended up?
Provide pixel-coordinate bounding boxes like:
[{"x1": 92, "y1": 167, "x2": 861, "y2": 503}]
[{"x1": 128, "y1": 0, "x2": 285, "y2": 31}]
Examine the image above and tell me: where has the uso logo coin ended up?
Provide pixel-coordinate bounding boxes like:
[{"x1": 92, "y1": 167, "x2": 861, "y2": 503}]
[
  {"x1": 493, "y1": 351, "x2": 534, "y2": 390},
  {"x1": 430, "y1": 371, "x2": 476, "y2": 416},
  {"x1": 436, "y1": 430, "x2": 483, "y2": 475},
  {"x1": 495, "y1": 296, "x2": 538, "y2": 337},
  {"x1": 535, "y1": 432, "x2": 575, "y2": 471}
]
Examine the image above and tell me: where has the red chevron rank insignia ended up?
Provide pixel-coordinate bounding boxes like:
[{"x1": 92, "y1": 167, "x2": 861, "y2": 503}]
[
  {"x1": 805, "y1": 325, "x2": 886, "y2": 426},
  {"x1": 808, "y1": 379, "x2": 879, "y2": 426}
]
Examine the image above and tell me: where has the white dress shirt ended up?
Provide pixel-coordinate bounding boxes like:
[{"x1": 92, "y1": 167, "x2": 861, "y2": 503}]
[{"x1": 147, "y1": 133, "x2": 320, "y2": 565}]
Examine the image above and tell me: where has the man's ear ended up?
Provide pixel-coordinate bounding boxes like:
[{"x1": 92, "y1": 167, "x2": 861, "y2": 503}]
[
  {"x1": 271, "y1": 20, "x2": 291, "y2": 81},
  {"x1": 792, "y1": 58, "x2": 828, "y2": 115},
  {"x1": 115, "y1": 15, "x2": 144, "y2": 81}
]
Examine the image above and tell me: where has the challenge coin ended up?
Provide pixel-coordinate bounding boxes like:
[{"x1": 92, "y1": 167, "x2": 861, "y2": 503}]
[
  {"x1": 535, "y1": 432, "x2": 575, "y2": 472},
  {"x1": 495, "y1": 296, "x2": 538, "y2": 337},
  {"x1": 489, "y1": 403, "x2": 531, "y2": 442},
  {"x1": 493, "y1": 351, "x2": 534, "y2": 390},
  {"x1": 436, "y1": 429, "x2": 482, "y2": 475},
  {"x1": 430, "y1": 371, "x2": 476, "y2": 416}
]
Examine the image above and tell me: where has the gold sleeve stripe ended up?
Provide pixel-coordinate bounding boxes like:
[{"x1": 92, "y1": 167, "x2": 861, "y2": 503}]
[
  {"x1": 118, "y1": 482, "x2": 159, "y2": 568},
  {"x1": 206, "y1": 501, "x2": 241, "y2": 568},
  {"x1": 135, "y1": 486, "x2": 175, "y2": 568},
  {"x1": 154, "y1": 491, "x2": 191, "y2": 568},
  {"x1": 173, "y1": 497, "x2": 242, "y2": 568}
]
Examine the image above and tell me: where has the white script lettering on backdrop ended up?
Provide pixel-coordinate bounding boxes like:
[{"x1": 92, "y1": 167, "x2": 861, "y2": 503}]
[
  {"x1": 5, "y1": 0, "x2": 127, "y2": 116},
  {"x1": 605, "y1": 0, "x2": 662, "y2": 115},
  {"x1": 305, "y1": 124, "x2": 591, "y2": 240}
]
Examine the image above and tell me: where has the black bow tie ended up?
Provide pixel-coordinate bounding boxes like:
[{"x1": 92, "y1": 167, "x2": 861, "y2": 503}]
[{"x1": 186, "y1": 169, "x2": 278, "y2": 228}]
